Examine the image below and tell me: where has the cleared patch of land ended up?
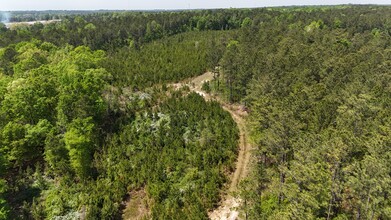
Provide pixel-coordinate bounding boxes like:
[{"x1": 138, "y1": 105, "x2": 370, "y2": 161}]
[
  {"x1": 122, "y1": 189, "x2": 151, "y2": 220},
  {"x1": 4, "y1": 19, "x2": 61, "y2": 28}
]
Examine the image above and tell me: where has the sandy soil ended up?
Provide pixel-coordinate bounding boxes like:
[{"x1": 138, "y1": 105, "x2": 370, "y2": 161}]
[
  {"x1": 122, "y1": 189, "x2": 151, "y2": 220},
  {"x1": 4, "y1": 20, "x2": 61, "y2": 29}
]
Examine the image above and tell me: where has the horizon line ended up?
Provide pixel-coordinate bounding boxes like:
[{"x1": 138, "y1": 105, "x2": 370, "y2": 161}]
[{"x1": 1, "y1": 4, "x2": 390, "y2": 12}]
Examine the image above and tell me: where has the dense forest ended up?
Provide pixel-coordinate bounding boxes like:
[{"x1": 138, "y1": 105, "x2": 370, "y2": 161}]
[
  {"x1": 0, "y1": 5, "x2": 390, "y2": 220},
  {"x1": 214, "y1": 6, "x2": 391, "y2": 220}
]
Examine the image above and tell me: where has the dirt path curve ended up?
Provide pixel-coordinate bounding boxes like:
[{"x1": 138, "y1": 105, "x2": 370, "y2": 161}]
[{"x1": 177, "y1": 72, "x2": 253, "y2": 220}]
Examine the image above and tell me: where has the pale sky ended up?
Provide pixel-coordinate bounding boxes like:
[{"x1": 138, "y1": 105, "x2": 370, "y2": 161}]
[{"x1": 0, "y1": 0, "x2": 389, "y2": 11}]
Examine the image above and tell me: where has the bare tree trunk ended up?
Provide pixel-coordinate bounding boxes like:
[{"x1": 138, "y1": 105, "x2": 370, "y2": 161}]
[
  {"x1": 365, "y1": 190, "x2": 371, "y2": 220},
  {"x1": 245, "y1": 198, "x2": 248, "y2": 220},
  {"x1": 327, "y1": 164, "x2": 339, "y2": 220},
  {"x1": 278, "y1": 172, "x2": 285, "y2": 205},
  {"x1": 278, "y1": 153, "x2": 286, "y2": 205},
  {"x1": 356, "y1": 208, "x2": 361, "y2": 220}
]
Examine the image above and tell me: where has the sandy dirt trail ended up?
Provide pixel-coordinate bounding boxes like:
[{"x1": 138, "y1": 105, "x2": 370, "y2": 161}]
[
  {"x1": 123, "y1": 72, "x2": 253, "y2": 220},
  {"x1": 181, "y1": 72, "x2": 253, "y2": 220}
]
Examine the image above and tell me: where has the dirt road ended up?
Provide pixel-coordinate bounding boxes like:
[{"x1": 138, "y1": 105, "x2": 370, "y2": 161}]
[
  {"x1": 123, "y1": 72, "x2": 253, "y2": 220},
  {"x1": 182, "y1": 72, "x2": 253, "y2": 220}
]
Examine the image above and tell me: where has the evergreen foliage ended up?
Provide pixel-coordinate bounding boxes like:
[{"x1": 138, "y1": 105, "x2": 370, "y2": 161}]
[{"x1": 0, "y1": 5, "x2": 390, "y2": 219}]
